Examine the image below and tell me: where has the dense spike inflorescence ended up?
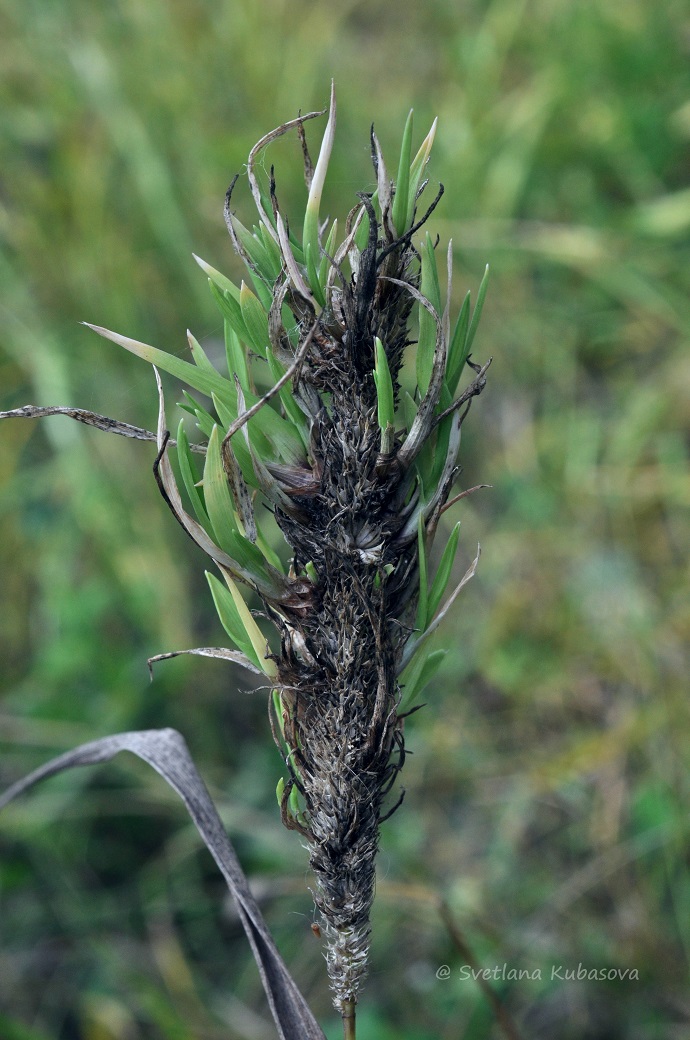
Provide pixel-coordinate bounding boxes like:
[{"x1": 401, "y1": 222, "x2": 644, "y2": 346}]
[{"x1": 75, "y1": 86, "x2": 490, "y2": 1014}]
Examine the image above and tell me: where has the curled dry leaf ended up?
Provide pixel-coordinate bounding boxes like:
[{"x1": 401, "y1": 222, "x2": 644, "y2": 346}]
[{"x1": 0, "y1": 728, "x2": 326, "y2": 1040}]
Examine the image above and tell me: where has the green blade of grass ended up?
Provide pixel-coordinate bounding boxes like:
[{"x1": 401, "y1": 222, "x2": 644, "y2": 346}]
[
  {"x1": 406, "y1": 118, "x2": 438, "y2": 230},
  {"x1": 302, "y1": 82, "x2": 336, "y2": 278},
  {"x1": 186, "y1": 329, "x2": 218, "y2": 377},
  {"x1": 224, "y1": 322, "x2": 251, "y2": 395},
  {"x1": 428, "y1": 521, "x2": 461, "y2": 620},
  {"x1": 240, "y1": 281, "x2": 270, "y2": 353},
  {"x1": 203, "y1": 425, "x2": 243, "y2": 555},
  {"x1": 305, "y1": 241, "x2": 326, "y2": 307},
  {"x1": 228, "y1": 214, "x2": 276, "y2": 283},
  {"x1": 193, "y1": 253, "x2": 241, "y2": 300},
  {"x1": 180, "y1": 391, "x2": 217, "y2": 438},
  {"x1": 392, "y1": 109, "x2": 414, "y2": 235},
  {"x1": 417, "y1": 233, "x2": 442, "y2": 396},
  {"x1": 465, "y1": 264, "x2": 490, "y2": 358},
  {"x1": 415, "y1": 514, "x2": 429, "y2": 632},
  {"x1": 446, "y1": 290, "x2": 471, "y2": 394},
  {"x1": 210, "y1": 281, "x2": 252, "y2": 347},
  {"x1": 318, "y1": 219, "x2": 338, "y2": 288},
  {"x1": 206, "y1": 570, "x2": 260, "y2": 667},
  {"x1": 176, "y1": 418, "x2": 211, "y2": 530},
  {"x1": 202, "y1": 428, "x2": 268, "y2": 576},
  {"x1": 220, "y1": 567, "x2": 277, "y2": 677},
  {"x1": 373, "y1": 337, "x2": 395, "y2": 434},
  {"x1": 259, "y1": 220, "x2": 284, "y2": 274},
  {"x1": 400, "y1": 648, "x2": 447, "y2": 705},
  {"x1": 83, "y1": 323, "x2": 236, "y2": 408},
  {"x1": 265, "y1": 348, "x2": 310, "y2": 447}
]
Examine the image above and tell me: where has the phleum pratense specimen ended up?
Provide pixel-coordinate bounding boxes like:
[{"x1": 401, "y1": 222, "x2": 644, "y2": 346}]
[{"x1": 1, "y1": 86, "x2": 489, "y2": 1038}]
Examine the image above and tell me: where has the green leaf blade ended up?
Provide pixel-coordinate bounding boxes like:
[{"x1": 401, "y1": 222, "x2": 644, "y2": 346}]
[
  {"x1": 392, "y1": 109, "x2": 414, "y2": 235},
  {"x1": 193, "y1": 254, "x2": 241, "y2": 299},
  {"x1": 428, "y1": 522, "x2": 461, "y2": 620},
  {"x1": 400, "y1": 649, "x2": 448, "y2": 706},
  {"x1": 176, "y1": 418, "x2": 211, "y2": 530},
  {"x1": 415, "y1": 514, "x2": 429, "y2": 632},
  {"x1": 83, "y1": 323, "x2": 237, "y2": 406},
  {"x1": 203, "y1": 425, "x2": 242, "y2": 557},
  {"x1": 239, "y1": 282, "x2": 270, "y2": 353},
  {"x1": 466, "y1": 264, "x2": 490, "y2": 359},
  {"x1": 209, "y1": 282, "x2": 252, "y2": 347},
  {"x1": 206, "y1": 571, "x2": 260, "y2": 667},
  {"x1": 416, "y1": 234, "x2": 442, "y2": 396},
  {"x1": 373, "y1": 337, "x2": 395, "y2": 435},
  {"x1": 305, "y1": 242, "x2": 326, "y2": 307},
  {"x1": 445, "y1": 291, "x2": 471, "y2": 394},
  {"x1": 229, "y1": 215, "x2": 275, "y2": 283},
  {"x1": 406, "y1": 118, "x2": 438, "y2": 230},
  {"x1": 302, "y1": 83, "x2": 336, "y2": 276},
  {"x1": 224, "y1": 323, "x2": 251, "y2": 395}
]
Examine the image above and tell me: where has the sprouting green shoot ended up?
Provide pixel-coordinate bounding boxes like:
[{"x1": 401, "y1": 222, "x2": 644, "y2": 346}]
[
  {"x1": 391, "y1": 109, "x2": 414, "y2": 235},
  {"x1": 302, "y1": 82, "x2": 336, "y2": 302},
  {"x1": 373, "y1": 337, "x2": 395, "y2": 454}
]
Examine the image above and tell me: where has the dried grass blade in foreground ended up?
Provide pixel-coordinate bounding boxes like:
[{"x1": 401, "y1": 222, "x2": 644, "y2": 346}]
[{"x1": 0, "y1": 729, "x2": 326, "y2": 1040}]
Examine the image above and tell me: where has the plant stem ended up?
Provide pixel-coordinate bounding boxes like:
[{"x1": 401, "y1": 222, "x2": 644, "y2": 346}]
[{"x1": 342, "y1": 999, "x2": 356, "y2": 1040}]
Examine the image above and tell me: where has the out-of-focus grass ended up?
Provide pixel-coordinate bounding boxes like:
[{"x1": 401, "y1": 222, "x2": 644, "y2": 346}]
[{"x1": 1, "y1": 1, "x2": 688, "y2": 1038}]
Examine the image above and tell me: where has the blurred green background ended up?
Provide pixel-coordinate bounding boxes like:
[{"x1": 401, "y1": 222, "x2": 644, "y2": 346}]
[{"x1": 1, "y1": 0, "x2": 688, "y2": 1037}]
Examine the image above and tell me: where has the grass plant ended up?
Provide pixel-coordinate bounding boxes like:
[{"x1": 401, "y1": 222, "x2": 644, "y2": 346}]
[
  {"x1": 1, "y1": 2, "x2": 688, "y2": 1037},
  {"x1": 1, "y1": 90, "x2": 489, "y2": 1039}
]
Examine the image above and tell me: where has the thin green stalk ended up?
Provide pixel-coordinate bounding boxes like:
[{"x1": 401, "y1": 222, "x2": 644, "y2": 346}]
[{"x1": 342, "y1": 999, "x2": 356, "y2": 1040}]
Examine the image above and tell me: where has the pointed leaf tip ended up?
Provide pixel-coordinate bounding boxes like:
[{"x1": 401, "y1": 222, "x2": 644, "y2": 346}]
[
  {"x1": 392, "y1": 109, "x2": 414, "y2": 235},
  {"x1": 407, "y1": 117, "x2": 439, "y2": 230},
  {"x1": 302, "y1": 82, "x2": 337, "y2": 275}
]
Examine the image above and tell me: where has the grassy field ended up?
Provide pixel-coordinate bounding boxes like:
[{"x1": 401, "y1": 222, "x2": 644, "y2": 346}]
[{"x1": 1, "y1": 1, "x2": 689, "y2": 1037}]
